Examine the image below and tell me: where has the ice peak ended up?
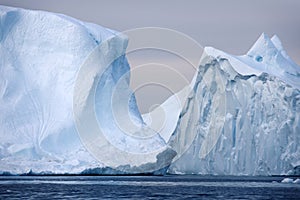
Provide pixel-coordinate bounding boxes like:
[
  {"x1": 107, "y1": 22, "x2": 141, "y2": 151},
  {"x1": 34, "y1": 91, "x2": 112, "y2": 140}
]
[
  {"x1": 202, "y1": 33, "x2": 300, "y2": 89},
  {"x1": 246, "y1": 33, "x2": 277, "y2": 59},
  {"x1": 271, "y1": 34, "x2": 298, "y2": 67},
  {"x1": 271, "y1": 34, "x2": 283, "y2": 50}
]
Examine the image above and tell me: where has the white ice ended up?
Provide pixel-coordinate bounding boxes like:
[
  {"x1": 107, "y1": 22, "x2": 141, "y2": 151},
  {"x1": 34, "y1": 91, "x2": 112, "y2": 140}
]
[{"x1": 0, "y1": 6, "x2": 299, "y2": 176}]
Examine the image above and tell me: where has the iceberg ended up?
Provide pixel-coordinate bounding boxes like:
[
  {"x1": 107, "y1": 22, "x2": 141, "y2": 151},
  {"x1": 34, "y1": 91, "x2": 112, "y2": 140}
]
[
  {"x1": 0, "y1": 6, "x2": 174, "y2": 175},
  {"x1": 0, "y1": 6, "x2": 299, "y2": 176},
  {"x1": 167, "y1": 33, "x2": 300, "y2": 175},
  {"x1": 0, "y1": 5, "x2": 119, "y2": 174}
]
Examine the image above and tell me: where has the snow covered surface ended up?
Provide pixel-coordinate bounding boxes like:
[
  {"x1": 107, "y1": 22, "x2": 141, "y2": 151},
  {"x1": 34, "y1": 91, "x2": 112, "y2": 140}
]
[
  {"x1": 204, "y1": 33, "x2": 300, "y2": 89},
  {"x1": 0, "y1": 6, "x2": 299, "y2": 175}
]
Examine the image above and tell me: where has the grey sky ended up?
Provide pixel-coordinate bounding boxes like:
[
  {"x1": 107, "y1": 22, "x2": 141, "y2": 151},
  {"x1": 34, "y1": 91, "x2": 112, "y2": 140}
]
[{"x1": 1, "y1": 0, "x2": 299, "y2": 113}]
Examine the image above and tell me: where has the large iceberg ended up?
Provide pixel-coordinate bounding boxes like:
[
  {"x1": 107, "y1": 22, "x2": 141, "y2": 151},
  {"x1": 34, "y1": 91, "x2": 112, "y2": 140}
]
[
  {"x1": 0, "y1": 6, "x2": 299, "y2": 176},
  {"x1": 167, "y1": 33, "x2": 300, "y2": 175},
  {"x1": 0, "y1": 6, "x2": 174, "y2": 174},
  {"x1": 0, "y1": 5, "x2": 118, "y2": 174}
]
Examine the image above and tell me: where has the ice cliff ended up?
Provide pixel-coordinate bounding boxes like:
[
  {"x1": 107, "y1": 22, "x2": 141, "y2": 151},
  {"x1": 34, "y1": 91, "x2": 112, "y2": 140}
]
[
  {"x1": 0, "y1": 6, "x2": 299, "y2": 175},
  {"x1": 167, "y1": 34, "x2": 300, "y2": 175}
]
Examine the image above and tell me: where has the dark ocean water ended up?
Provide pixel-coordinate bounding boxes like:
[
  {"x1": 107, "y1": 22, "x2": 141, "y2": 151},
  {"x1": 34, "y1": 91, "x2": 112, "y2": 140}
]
[{"x1": 0, "y1": 175, "x2": 300, "y2": 199}]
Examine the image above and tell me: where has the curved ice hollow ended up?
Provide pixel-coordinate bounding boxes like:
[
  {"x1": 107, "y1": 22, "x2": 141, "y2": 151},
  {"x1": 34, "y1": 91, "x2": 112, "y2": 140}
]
[
  {"x1": 73, "y1": 34, "x2": 174, "y2": 172},
  {"x1": 74, "y1": 27, "x2": 205, "y2": 172}
]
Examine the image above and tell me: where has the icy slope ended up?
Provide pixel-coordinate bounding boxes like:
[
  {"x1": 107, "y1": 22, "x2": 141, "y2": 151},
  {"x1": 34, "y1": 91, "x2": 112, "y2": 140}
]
[
  {"x1": 167, "y1": 34, "x2": 300, "y2": 175},
  {"x1": 0, "y1": 6, "x2": 173, "y2": 174},
  {"x1": 0, "y1": 6, "x2": 107, "y2": 174}
]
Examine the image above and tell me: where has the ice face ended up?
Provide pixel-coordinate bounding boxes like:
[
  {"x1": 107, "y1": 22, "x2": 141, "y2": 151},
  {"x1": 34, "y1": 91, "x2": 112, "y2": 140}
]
[
  {"x1": 0, "y1": 6, "x2": 108, "y2": 174},
  {"x1": 167, "y1": 34, "x2": 300, "y2": 176}
]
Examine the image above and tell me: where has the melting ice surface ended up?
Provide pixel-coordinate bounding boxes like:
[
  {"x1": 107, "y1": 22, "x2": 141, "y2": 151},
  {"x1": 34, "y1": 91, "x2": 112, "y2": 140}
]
[{"x1": 0, "y1": 6, "x2": 299, "y2": 175}]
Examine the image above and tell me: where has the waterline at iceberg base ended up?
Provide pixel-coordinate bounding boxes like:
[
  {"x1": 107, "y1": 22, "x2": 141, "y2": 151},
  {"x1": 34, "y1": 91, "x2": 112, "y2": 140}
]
[{"x1": 0, "y1": 6, "x2": 299, "y2": 176}]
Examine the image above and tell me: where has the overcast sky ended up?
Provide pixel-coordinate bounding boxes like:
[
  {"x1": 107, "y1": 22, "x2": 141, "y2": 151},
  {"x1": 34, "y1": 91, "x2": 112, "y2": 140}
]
[{"x1": 1, "y1": 0, "x2": 299, "y2": 112}]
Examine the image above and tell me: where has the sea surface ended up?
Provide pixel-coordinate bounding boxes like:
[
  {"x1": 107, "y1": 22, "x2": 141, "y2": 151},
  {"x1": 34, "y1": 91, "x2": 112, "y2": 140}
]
[{"x1": 0, "y1": 175, "x2": 300, "y2": 199}]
